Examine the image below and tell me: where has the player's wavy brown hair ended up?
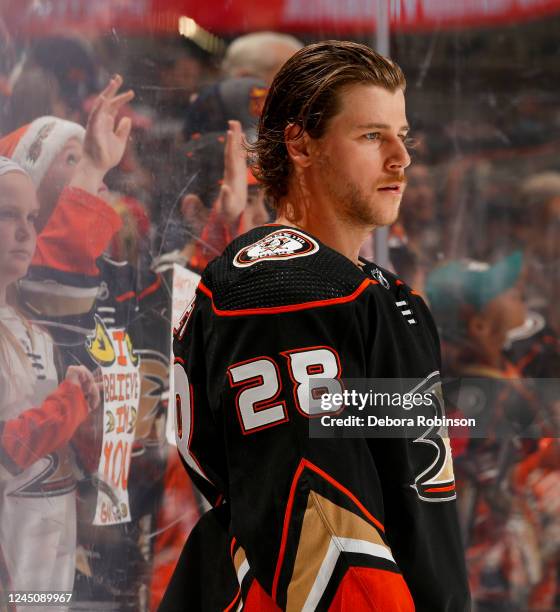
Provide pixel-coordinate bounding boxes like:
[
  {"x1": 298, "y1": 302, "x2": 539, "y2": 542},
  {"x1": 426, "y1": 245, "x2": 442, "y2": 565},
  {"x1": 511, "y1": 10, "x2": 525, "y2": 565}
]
[{"x1": 249, "y1": 40, "x2": 406, "y2": 207}]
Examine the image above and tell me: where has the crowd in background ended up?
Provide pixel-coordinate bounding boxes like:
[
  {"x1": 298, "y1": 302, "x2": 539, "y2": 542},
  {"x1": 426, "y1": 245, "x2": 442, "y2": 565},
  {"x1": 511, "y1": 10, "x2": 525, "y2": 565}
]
[{"x1": 0, "y1": 21, "x2": 559, "y2": 612}]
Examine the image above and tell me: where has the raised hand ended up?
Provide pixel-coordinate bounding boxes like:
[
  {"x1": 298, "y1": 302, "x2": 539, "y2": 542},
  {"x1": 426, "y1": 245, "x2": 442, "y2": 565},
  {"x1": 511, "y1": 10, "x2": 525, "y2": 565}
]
[
  {"x1": 83, "y1": 74, "x2": 135, "y2": 173},
  {"x1": 215, "y1": 120, "x2": 249, "y2": 223},
  {"x1": 71, "y1": 74, "x2": 134, "y2": 195}
]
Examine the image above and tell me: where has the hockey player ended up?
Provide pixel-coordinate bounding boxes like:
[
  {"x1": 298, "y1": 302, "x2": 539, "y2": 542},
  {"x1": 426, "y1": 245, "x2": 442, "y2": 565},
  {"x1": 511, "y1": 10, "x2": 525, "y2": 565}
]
[
  {"x1": 166, "y1": 41, "x2": 470, "y2": 611},
  {"x1": 0, "y1": 157, "x2": 100, "y2": 605}
]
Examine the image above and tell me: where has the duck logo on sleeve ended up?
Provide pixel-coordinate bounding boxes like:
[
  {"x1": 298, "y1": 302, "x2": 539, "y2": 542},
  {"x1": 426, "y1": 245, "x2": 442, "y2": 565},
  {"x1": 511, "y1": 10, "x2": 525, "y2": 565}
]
[{"x1": 233, "y1": 229, "x2": 319, "y2": 268}]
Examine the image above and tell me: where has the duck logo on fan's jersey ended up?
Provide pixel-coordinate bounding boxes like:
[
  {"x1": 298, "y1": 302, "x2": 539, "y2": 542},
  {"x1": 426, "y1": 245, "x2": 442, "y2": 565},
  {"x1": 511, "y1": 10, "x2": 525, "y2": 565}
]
[
  {"x1": 10, "y1": 450, "x2": 76, "y2": 498},
  {"x1": 86, "y1": 316, "x2": 116, "y2": 366},
  {"x1": 86, "y1": 315, "x2": 138, "y2": 368},
  {"x1": 233, "y1": 229, "x2": 319, "y2": 268}
]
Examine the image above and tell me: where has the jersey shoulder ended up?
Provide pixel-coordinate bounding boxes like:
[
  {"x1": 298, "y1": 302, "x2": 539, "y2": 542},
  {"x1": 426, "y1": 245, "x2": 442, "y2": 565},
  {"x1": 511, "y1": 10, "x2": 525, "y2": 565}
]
[
  {"x1": 201, "y1": 225, "x2": 367, "y2": 312},
  {"x1": 358, "y1": 258, "x2": 440, "y2": 340},
  {"x1": 359, "y1": 259, "x2": 423, "y2": 304}
]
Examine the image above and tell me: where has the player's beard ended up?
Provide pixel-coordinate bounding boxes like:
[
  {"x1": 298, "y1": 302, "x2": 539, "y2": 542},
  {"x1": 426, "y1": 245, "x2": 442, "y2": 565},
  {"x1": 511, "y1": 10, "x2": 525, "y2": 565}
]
[{"x1": 318, "y1": 153, "x2": 401, "y2": 228}]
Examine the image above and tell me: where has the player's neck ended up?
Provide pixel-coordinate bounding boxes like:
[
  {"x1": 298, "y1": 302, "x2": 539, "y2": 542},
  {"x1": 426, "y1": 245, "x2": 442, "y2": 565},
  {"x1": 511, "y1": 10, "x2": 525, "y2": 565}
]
[{"x1": 276, "y1": 201, "x2": 372, "y2": 267}]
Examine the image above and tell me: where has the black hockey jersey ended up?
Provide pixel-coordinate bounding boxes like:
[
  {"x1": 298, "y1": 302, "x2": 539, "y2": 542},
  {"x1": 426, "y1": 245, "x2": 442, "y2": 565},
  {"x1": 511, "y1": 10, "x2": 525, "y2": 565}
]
[{"x1": 168, "y1": 225, "x2": 470, "y2": 611}]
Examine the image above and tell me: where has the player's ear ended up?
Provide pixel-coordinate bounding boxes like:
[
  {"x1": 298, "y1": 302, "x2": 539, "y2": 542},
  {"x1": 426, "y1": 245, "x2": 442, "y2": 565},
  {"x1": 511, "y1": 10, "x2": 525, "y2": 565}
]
[{"x1": 284, "y1": 123, "x2": 313, "y2": 169}]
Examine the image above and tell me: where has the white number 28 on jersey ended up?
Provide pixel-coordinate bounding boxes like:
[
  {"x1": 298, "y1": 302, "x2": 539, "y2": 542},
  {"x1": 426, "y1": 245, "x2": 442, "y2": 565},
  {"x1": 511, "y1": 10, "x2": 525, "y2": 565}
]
[{"x1": 227, "y1": 345, "x2": 343, "y2": 434}]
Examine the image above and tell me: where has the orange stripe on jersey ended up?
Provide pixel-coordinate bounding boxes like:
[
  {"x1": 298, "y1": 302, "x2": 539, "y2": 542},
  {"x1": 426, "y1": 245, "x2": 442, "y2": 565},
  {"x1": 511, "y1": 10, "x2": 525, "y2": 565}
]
[
  {"x1": 223, "y1": 589, "x2": 242, "y2": 612},
  {"x1": 329, "y1": 566, "x2": 415, "y2": 611},
  {"x1": 272, "y1": 458, "x2": 385, "y2": 601},
  {"x1": 115, "y1": 290, "x2": 135, "y2": 303},
  {"x1": 425, "y1": 484, "x2": 456, "y2": 493},
  {"x1": 513, "y1": 342, "x2": 542, "y2": 372},
  {"x1": 244, "y1": 579, "x2": 281, "y2": 611},
  {"x1": 198, "y1": 281, "x2": 212, "y2": 299},
  {"x1": 198, "y1": 279, "x2": 378, "y2": 317},
  {"x1": 137, "y1": 275, "x2": 161, "y2": 301},
  {"x1": 303, "y1": 460, "x2": 385, "y2": 532},
  {"x1": 286, "y1": 491, "x2": 394, "y2": 610},
  {"x1": 272, "y1": 460, "x2": 307, "y2": 599}
]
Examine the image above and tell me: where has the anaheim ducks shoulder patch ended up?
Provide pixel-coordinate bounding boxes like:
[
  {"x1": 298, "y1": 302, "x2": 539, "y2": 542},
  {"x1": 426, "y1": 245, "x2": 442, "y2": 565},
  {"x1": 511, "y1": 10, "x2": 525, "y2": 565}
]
[{"x1": 233, "y1": 229, "x2": 319, "y2": 268}]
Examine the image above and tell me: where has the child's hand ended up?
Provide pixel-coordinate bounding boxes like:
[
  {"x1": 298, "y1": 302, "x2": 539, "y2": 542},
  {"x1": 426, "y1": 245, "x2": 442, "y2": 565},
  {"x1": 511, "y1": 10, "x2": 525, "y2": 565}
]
[{"x1": 65, "y1": 365, "x2": 101, "y2": 413}]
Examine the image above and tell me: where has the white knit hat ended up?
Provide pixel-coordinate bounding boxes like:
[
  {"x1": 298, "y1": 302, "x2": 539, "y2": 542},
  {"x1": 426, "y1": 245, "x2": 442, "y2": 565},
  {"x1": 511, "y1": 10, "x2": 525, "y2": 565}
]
[{"x1": 0, "y1": 116, "x2": 85, "y2": 187}]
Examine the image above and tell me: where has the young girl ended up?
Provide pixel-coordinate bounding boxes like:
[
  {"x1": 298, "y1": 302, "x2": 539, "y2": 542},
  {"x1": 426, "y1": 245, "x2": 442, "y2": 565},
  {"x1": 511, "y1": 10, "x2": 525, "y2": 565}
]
[{"x1": 0, "y1": 157, "x2": 99, "y2": 603}]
